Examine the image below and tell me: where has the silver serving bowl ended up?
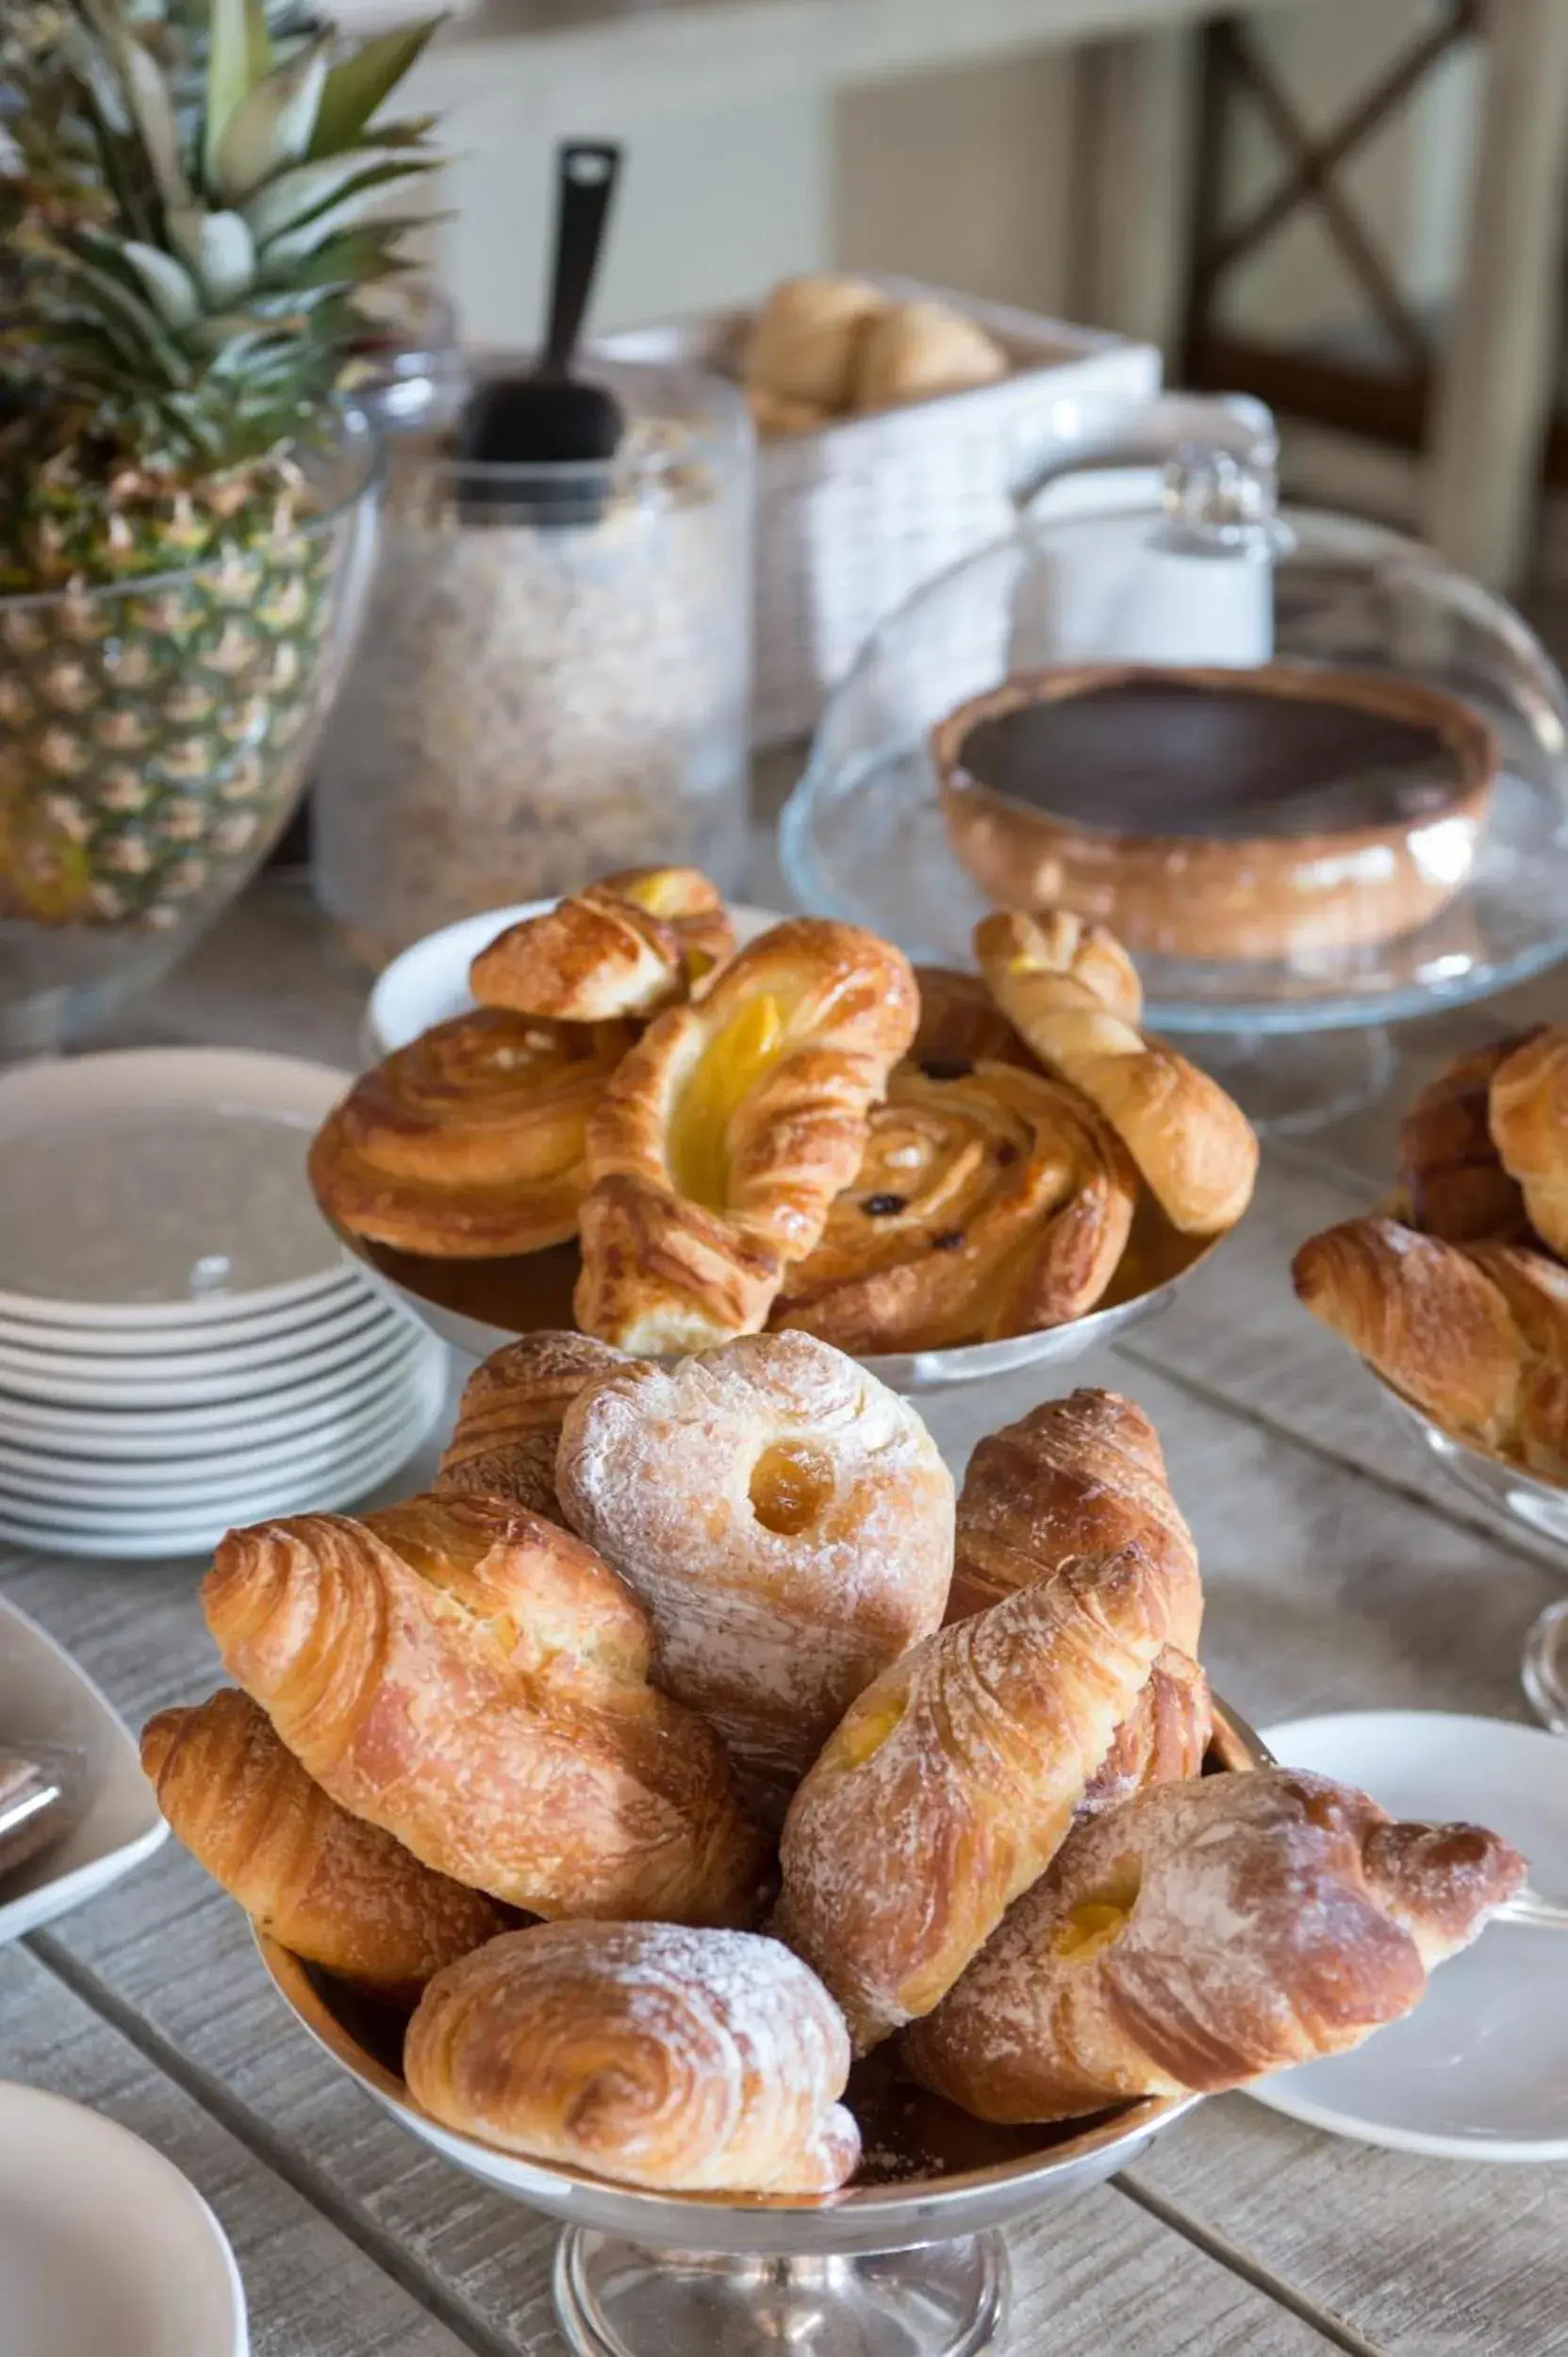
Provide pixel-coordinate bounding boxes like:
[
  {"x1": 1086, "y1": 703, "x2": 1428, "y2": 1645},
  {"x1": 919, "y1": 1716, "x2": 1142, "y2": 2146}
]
[
  {"x1": 1386, "y1": 1390, "x2": 1568, "y2": 1549},
  {"x1": 258, "y1": 1702, "x2": 1267, "y2": 2357}
]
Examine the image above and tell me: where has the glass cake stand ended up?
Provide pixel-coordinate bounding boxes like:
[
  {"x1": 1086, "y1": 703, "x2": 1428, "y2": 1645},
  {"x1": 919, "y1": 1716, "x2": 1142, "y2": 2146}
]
[
  {"x1": 1387, "y1": 1391, "x2": 1568, "y2": 1738},
  {"x1": 254, "y1": 1706, "x2": 1266, "y2": 2357},
  {"x1": 780, "y1": 394, "x2": 1568, "y2": 1133}
]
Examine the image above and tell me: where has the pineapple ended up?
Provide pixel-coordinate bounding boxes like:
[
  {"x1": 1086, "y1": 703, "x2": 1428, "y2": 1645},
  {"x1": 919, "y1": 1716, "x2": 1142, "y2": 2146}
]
[{"x1": 0, "y1": 0, "x2": 441, "y2": 929}]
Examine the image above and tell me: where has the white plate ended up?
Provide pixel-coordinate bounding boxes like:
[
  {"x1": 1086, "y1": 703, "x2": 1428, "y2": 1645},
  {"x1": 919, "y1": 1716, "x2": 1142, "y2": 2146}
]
[
  {"x1": 0, "y1": 1321, "x2": 436, "y2": 1443},
  {"x1": 0, "y1": 1049, "x2": 352, "y2": 1328},
  {"x1": 1250, "y1": 1710, "x2": 1568, "y2": 2161},
  {"x1": 0, "y1": 2085, "x2": 246, "y2": 2357},
  {"x1": 0, "y1": 1596, "x2": 166, "y2": 1944},
  {"x1": 0, "y1": 1384, "x2": 441, "y2": 1517},
  {"x1": 0, "y1": 1267, "x2": 367, "y2": 1360},
  {"x1": 366, "y1": 898, "x2": 781, "y2": 1057},
  {"x1": 0, "y1": 1296, "x2": 419, "y2": 1409},
  {"x1": 0, "y1": 1373, "x2": 445, "y2": 1559}
]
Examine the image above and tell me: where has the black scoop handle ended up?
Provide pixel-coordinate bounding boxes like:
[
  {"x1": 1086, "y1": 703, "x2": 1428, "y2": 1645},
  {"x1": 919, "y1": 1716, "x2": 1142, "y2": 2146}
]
[{"x1": 541, "y1": 142, "x2": 622, "y2": 378}]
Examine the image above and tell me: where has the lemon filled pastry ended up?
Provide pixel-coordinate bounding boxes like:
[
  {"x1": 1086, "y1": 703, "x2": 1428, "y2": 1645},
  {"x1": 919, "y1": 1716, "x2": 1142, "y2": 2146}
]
[{"x1": 145, "y1": 1340, "x2": 1527, "y2": 2194}]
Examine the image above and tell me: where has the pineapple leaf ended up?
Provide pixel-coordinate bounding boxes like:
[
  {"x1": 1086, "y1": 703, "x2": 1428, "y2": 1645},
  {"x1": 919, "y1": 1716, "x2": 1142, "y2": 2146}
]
[
  {"x1": 241, "y1": 145, "x2": 430, "y2": 246},
  {"x1": 256, "y1": 173, "x2": 426, "y2": 271},
  {"x1": 169, "y1": 205, "x2": 257, "y2": 302},
  {"x1": 119, "y1": 238, "x2": 203, "y2": 325},
  {"x1": 204, "y1": 0, "x2": 274, "y2": 191},
  {"x1": 82, "y1": 1, "x2": 192, "y2": 218},
  {"x1": 307, "y1": 18, "x2": 439, "y2": 159},
  {"x1": 213, "y1": 32, "x2": 330, "y2": 203},
  {"x1": 42, "y1": 242, "x2": 195, "y2": 382}
]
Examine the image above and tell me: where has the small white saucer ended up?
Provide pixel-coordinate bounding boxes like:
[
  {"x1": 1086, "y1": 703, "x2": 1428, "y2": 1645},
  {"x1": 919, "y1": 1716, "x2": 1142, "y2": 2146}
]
[
  {"x1": 1251, "y1": 1710, "x2": 1568, "y2": 2161},
  {"x1": 0, "y1": 2085, "x2": 247, "y2": 2356}
]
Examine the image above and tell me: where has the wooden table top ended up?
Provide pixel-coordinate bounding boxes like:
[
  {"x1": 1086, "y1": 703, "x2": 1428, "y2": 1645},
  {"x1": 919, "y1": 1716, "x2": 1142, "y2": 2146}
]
[{"x1": 4, "y1": 859, "x2": 1565, "y2": 2357}]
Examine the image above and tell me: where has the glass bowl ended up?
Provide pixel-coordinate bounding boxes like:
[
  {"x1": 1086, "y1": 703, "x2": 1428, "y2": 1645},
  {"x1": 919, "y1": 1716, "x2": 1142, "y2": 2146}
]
[
  {"x1": 256, "y1": 1703, "x2": 1266, "y2": 2357},
  {"x1": 0, "y1": 406, "x2": 379, "y2": 1058}
]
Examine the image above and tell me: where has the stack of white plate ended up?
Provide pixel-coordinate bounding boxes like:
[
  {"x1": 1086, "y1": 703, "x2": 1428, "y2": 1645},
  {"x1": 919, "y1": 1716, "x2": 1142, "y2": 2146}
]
[{"x1": 0, "y1": 1047, "x2": 448, "y2": 1559}]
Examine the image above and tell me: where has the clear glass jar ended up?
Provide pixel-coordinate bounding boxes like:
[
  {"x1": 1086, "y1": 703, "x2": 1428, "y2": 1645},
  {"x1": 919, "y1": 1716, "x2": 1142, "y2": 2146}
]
[{"x1": 312, "y1": 357, "x2": 753, "y2": 961}]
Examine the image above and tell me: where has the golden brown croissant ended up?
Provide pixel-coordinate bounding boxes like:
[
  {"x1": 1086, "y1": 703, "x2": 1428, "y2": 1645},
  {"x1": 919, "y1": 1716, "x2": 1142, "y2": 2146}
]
[
  {"x1": 576, "y1": 918, "x2": 918, "y2": 1353},
  {"x1": 1489, "y1": 1026, "x2": 1568, "y2": 1259},
  {"x1": 404, "y1": 1920, "x2": 860, "y2": 2194},
  {"x1": 771, "y1": 1061, "x2": 1138, "y2": 1353},
  {"x1": 902, "y1": 1767, "x2": 1524, "y2": 2122},
  {"x1": 1293, "y1": 1214, "x2": 1568, "y2": 1476},
  {"x1": 1396, "y1": 1031, "x2": 1541, "y2": 1244},
  {"x1": 1078, "y1": 1645, "x2": 1211, "y2": 1818},
  {"x1": 434, "y1": 1331, "x2": 625, "y2": 1517},
  {"x1": 140, "y1": 1689, "x2": 511, "y2": 2003},
  {"x1": 975, "y1": 910, "x2": 1257, "y2": 1236},
  {"x1": 470, "y1": 868, "x2": 734, "y2": 1024},
  {"x1": 308, "y1": 1009, "x2": 634, "y2": 1259},
  {"x1": 742, "y1": 273, "x2": 883, "y2": 410},
  {"x1": 947, "y1": 1387, "x2": 1201, "y2": 1655},
  {"x1": 202, "y1": 1494, "x2": 768, "y2": 1926},
  {"x1": 911, "y1": 967, "x2": 1037, "y2": 1075},
  {"x1": 556, "y1": 1331, "x2": 953, "y2": 1817},
  {"x1": 773, "y1": 1542, "x2": 1183, "y2": 2050}
]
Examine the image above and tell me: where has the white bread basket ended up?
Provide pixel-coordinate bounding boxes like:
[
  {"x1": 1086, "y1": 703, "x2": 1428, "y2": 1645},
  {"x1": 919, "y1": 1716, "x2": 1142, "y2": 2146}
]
[{"x1": 603, "y1": 280, "x2": 1158, "y2": 747}]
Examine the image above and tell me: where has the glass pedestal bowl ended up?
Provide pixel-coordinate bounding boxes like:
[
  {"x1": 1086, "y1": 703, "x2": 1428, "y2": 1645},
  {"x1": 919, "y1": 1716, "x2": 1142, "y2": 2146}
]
[
  {"x1": 781, "y1": 394, "x2": 1568, "y2": 1134},
  {"x1": 256, "y1": 1704, "x2": 1265, "y2": 2357}
]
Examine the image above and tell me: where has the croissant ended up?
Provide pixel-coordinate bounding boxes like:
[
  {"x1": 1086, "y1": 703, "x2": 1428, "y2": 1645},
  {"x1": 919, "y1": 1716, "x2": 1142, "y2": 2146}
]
[
  {"x1": 774, "y1": 1542, "x2": 1183, "y2": 2050},
  {"x1": 1078, "y1": 1645, "x2": 1211, "y2": 1818},
  {"x1": 852, "y1": 299, "x2": 1007, "y2": 410},
  {"x1": 902, "y1": 1767, "x2": 1525, "y2": 2122},
  {"x1": 742, "y1": 272, "x2": 883, "y2": 411},
  {"x1": 948, "y1": 1387, "x2": 1201, "y2": 1655},
  {"x1": 404, "y1": 1920, "x2": 860, "y2": 2194},
  {"x1": 556, "y1": 1331, "x2": 953, "y2": 1818},
  {"x1": 1489, "y1": 1027, "x2": 1568, "y2": 1260},
  {"x1": 975, "y1": 910, "x2": 1257, "y2": 1236},
  {"x1": 911, "y1": 967, "x2": 1037, "y2": 1075},
  {"x1": 1396, "y1": 1031, "x2": 1541, "y2": 1244},
  {"x1": 434, "y1": 1331, "x2": 625, "y2": 1517},
  {"x1": 1293, "y1": 1214, "x2": 1568, "y2": 1476},
  {"x1": 576, "y1": 918, "x2": 917, "y2": 1353},
  {"x1": 202, "y1": 1494, "x2": 767, "y2": 1926},
  {"x1": 470, "y1": 868, "x2": 734, "y2": 1024},
  {"x1": 771, "y1": 1061, "x2": 1137, "y2": 1353},
  {"x1": 308, "y1": 1009, "x2": 634, "y2": 1259},
  {"x1": 140, "y1": 1689, "x2": 511, "y2": 2003}
]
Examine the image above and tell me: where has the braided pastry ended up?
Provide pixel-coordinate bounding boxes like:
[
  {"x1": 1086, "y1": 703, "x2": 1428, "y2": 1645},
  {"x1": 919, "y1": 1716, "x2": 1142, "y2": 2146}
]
[
  {"x1": 141, "y1": 1689, "x2": 510, "y2": 2003},
  {"x1": 902, "y1": 1768, "x2": 1524, "y2": 2122},
  {"x1": 576, "y1": 918, "x2": 917, "y2": 1352},
  {"x1": 434, "y1": 1331, "x2": 625, "y2": 1518},
  {"x1": 1489, "y1": 1026, "x2": 1568, "y2": 1260},
  {"x1": 1293, "y1": 1213, "x2": 1568, "y2": 1476},
  {"x1": 202, "y1": 1493, "x2": 767, "y2": 1926},
  {"x1": 405, "y1": 1920, "x2": 860, "y2": 2194},
  {"x1": 773, "y1": 1542, "x2": 1183, "y2": 2049},
  {"x1": 309, "y1": 1009, "x2": 633, "y2": 1259},
  {"x1": 470, "y1": 867, "x2": 734, "y2": 1023},
  {"x1": 772, "y1": 1061, "x2": 1138, "y2": 1353},
  {"x1": 975, "y1": 910, "x2": 1257, "y2": 1235},
  {"x1": 556, "y1": 1331, "x2": 952, "y2": 1817}
]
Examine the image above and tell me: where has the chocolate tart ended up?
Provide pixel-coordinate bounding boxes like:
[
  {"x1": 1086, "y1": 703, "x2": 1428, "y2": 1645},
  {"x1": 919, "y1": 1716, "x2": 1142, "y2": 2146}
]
[{"x1": 933, "y1": 663, "x2": 1498, "y2": 963}]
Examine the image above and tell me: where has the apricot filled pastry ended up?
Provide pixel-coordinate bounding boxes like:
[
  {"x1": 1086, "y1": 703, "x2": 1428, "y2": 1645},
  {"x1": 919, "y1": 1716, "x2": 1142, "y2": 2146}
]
[
  {"x1": 308, "y1": 1008, "x2": 634, "y2": 1259},
  {"x1": 202, "y1": 1494, "x2": 767, "y2": 1926},
  {"x1": 470, "y1": 867, "x2": 734, "y2": 1024},
  {"x1": 1293, "y1": 1214, "x2": 1568, "y2": 1476},
  {"x1": 902, "y1": 1768, "x2": 1524, "y2": 2122},
  {"x1": 773, "y1": 1060, "x2": 1137, "y2": 1353},
  {"x1": 976, "y1": 909, "x2": 1257, "y2": 1236},
  {"x1": 947, "y1": 1387, "x2": 1201, "y2": 1652},
  {"x1": 141, "y1": 1689, "x2": 511, "y2": 2003},
  {"x1": 556, "y1": 1331, "x2": 953, "y2": 1816},
  {"x1": 404, "y1": 1920, "x2": 860, "y2": 2195},
  {"x1": 1489, "y1": 1026, "x2": 1568, "y2": 1259},
  {"x1": 575, "y1": 917, "x2": 918, "y2": 1353},
  {"x1": 434, "y1": 1331, "x2": 625, "y2": 1518},
  {"x1": 774, "y1": 1541, "x2": 1184, "y2": 2049}
]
